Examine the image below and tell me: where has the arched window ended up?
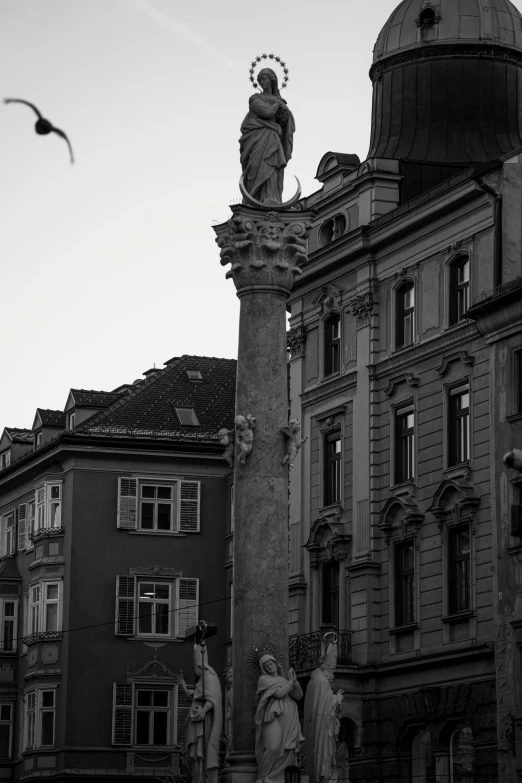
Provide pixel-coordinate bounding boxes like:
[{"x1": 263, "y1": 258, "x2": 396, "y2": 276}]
[
  {"x1": 411, "y1": 729, "x2": 435, "y2": 783},
  {"x1": 396, "y1": 283, "x2": 415, "y2": 348},
  {"x1": 449, "y1": 256, "x2": 470, "y2": 325},
  {"x1": 324, "y1": 314, "x2": 341, "y2": 375},
  {"x1": 419, "y1": 7, "x2": 436, "y2": 26},
  {"x1": 319, "y1": 215, "x2": 347, "y2": 247},
  {"x1": 450, "y1": 726, "x2": 475, "y2": 782}
]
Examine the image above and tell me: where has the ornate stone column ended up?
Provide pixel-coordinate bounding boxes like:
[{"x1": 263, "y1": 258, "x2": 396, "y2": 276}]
[{"x1": 214, "y1": 205, "x2": 313, "y2": 783}]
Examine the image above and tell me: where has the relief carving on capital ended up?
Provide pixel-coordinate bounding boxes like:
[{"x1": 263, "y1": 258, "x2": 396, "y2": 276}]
[
  {"x1": 349, "y1": 292, "x2": 374, "y2": 329},
  {"x1": 214, "y1": 207, "x2": 312, "y2": 295},
  {"x1": 287, "y1": 325, "x2": 307, "y2": 359}
]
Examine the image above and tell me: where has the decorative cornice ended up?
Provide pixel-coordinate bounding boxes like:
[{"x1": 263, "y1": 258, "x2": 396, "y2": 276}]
[
  {"x1": 126, "y1": 655, "x2": 179, "y2": 681},
  {"x1": 349, "y1": 292, "x2": 374, "y2": 329},
  {"x1": 301, "y1": 373, "x2": 357, "y2": 408},
  {"x1": 384, "y1": 373, "x2": 419, "y2": 397},
  {"x1": 436, "y1": 351, "x2": 475, "y2": 376},
  {"x1": 378, "y1": 495, "x2": 424, "y2": 547}
]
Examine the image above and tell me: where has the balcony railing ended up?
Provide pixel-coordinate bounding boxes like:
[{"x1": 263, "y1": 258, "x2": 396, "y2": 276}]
[
  {"x1": 30, "y1": 526, "x2": 66, "y2": 543},
  {"x1": 289, "y1": 630, "x2": 351, "y2": 671}
]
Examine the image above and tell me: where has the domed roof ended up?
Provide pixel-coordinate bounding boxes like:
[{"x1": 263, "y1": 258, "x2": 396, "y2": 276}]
[{"x1": 373, "y1": 0, "x2": 522, "y2": 63}]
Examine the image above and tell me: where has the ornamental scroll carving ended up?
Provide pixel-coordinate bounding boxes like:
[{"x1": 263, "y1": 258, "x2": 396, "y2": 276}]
[
  {"x1": 349, "y1": 292, "x2": 374, "y2": 329},
  {"x1": 287, "y1": 325, "x2": 307, "y2": 358},
  {"x1": 214, "y1": 207, "x2": 312, "y2": 296}
]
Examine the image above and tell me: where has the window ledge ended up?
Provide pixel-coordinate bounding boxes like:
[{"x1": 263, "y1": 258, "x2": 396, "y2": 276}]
[
  {"x1": 506, "y1": 412, "x2": 522, "y2": 424},
  {"x1": 0, "y1": 648, "x2": 17, "y2": 656},
  {"x1": 389, "y1": 480, "x2": 416, "y2": 497},
  {"x1": 128, "y1": 530, "x2": 187, "y2": 537},
  {"x1": 30, "y1": 527, "x2": 66, "y2": 543},
  {"x1": 389, "y1": 622, "x2": 418, "y2": 635},
  {"x1": 442, "y1": 610, "x2": 474, "y2": 624},
  {"x1": 392, "y1": 343, "x2": 417, "y2": 355},
  {"x1": 442, "y1": 463, "x2": 471, "y2": 480},
  {"x1": 127, "y1": 637, "x2": 184, "y2": 645}
]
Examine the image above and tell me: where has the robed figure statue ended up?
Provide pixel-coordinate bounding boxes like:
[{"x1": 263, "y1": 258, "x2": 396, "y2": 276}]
[
  {"x1": 239, "y1": 68, "x2": 295, "y2": 206},
  {"x1": 254, "y1": 653, "x2": 304, "y2": 783},
  {"x1": 303, "y1": 638, "x2": 344, "y2": 783},
  {"x1": 180, "y1": 644, "x2": 223, "y2": 783}
]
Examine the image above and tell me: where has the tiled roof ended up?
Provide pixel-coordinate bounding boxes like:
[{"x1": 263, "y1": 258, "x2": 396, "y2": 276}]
[
  {"x1": 70, "y1": 389, "x2": 128, "y2": 408},
  {"x1": 37, "y1": 409, "x2": 66, "y2": 428},
  {"x1": 5, "y1": 428, "x2": 34, "y2": 444},
  {"x1": 78, "y1": 355, "x2": 237, "y2": 442}
]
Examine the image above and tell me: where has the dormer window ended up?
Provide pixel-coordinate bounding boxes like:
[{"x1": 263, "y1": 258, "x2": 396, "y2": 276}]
[
  {"x1": 319, "y1": 215, "x2": 347, "y2": 246},
  {"x1": 174, "y1": 407, "x2": 200, "y2": 427},
  {"x1": 67, "y1": 413, "x2": 75, "y2": 431},
  {"x1": 186, "y1": 371, "x2": 203, "y2": 382},
  {"x1": 35, "y1": 432, "x2": 42, "y2": 449},
  {"x1": 417, "y1": 7, "x2": 440, "y2": 28}
]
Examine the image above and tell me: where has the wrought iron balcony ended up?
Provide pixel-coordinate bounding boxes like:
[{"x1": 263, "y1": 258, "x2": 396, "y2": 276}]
[
  {"x1": 22, "y1": 631, "x2": 63, "y2": 646},
  {"x1": 289, "y1": 630, "x2": 351, "y2": 671}
]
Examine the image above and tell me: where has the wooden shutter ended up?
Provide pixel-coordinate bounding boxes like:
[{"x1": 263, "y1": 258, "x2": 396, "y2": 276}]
[
  {"x1": 175, "y1": 684, "x2": 192, "y2": 746},
  {"x1": 112, "y1": 683, "x2": 134, "y2": 745},
  {"x1": 115, "y1": 576, "x2": 136, "y2": 636},
  {"x1": 27, "y1": 501, "x2": 35, "y2": 549},
  {"x1": 18, "y1": 505, "x2": 27, "y2": 551},
  {"x1": 176, "y1": 578, "x2": 199, "y2": 638},
  {"x1": 117, "y1": 478, "x2": 138, "y2": 529},
  {"x1": 179, "y1": 481, "x2": 200, "y2": 532}
]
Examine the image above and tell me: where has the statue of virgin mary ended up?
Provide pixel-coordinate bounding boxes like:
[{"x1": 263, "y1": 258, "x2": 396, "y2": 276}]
[{"x1": 239, "y1": 68, "x2": 295, "y2": 206}]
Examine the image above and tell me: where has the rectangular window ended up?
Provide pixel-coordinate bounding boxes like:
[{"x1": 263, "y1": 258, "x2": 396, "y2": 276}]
[
  {"x1": 396, "y1": 285, "x2": 415, "y2": 348},
  {"x1": 0, "y1": 704, "x2": 12, "y2": 758},
  {"x1": 27, "y1": 582, "x2": 62, "y2": 636},
  {"x1": 3, "y1": 514, "x2": 14, "y2": 558},
  {"x1": 324, "y1": 315, "x2": 341, "y2": 376},
  {"x1": 518, "y1": 352, "x2": 522, "y2": 414},
  {"x1": 135, "y1": 689, "x2": 169, "y2": 745},
  {"x1": 0, "y1": 600, "x2": 17, "y2": 652},
  {"x1": 395, "y1": 408, "x2": 415, "y2": 483},
  {"x1": 448, "y1": 525, "x2": 471, "y2": 613},
  {"x1": 448, "y1": 388, "x2": 470, "y2": 466},
  {"x1": 0, "y1": 452, "x2": 10, "y2": 471},
  {"x1": 450, "y1": 258, "x2": 470, "y2": 325},
  {"x1": 35, "y1": 484, "x2": 62, "y2": 532},
  {"x1": 324, "y1": 433, "x2": 342, "y2": 506},
  {"x1": 137, "y1": 582, "x2": 170, "y2": 637},
  {"x1": 174, "y1": 407, "x2": 200, "y2": 427},
  {"x1": 24, "y1": 689, "x2": 56, "y2": 750},
  {"x1": 322, "y1": 561, "x2": 339, "y2": 627},
  {"x1": 140, "y1": 485, "x2": 174, "y2": 531},
  {"x1": 395, "y1": 540, "x2": 415, "y2": 626}
]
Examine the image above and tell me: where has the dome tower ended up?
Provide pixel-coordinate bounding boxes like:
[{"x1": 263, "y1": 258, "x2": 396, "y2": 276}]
[{"x1": 368, "y1": 0, "x2": 522, "y2": 196}]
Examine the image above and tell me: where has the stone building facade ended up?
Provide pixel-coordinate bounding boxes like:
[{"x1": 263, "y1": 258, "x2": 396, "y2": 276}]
[
  {"x1": 286, "y1": 1, "x2": 522, "y2": 781},
  {"x1": 0, "y1": 355, "x2": 236, "y2": 782}
]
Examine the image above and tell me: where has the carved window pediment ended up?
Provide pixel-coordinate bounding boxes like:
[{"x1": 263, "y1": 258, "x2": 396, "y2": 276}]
[
  {"x1": 428, "y1": 479, "x2": 480, "y2": 530},
  {"x1": 305, "y1": 515, "x2": 351, "y2": 565},
  {"x1": 378, "y1": 496, "x2": 423, "y2": 546}
]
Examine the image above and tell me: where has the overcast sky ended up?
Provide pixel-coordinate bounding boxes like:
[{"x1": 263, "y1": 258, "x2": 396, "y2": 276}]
[{"x1": 3, "y1": 0, "x2": 519, "y2": 429}]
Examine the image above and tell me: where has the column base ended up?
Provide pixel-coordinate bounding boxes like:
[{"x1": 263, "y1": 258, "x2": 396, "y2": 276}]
[{"x1": 220, "y1": 751, "x2": 257, "y2": 783}]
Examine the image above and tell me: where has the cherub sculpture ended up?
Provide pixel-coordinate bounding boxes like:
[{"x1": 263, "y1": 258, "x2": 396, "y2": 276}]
[
  {"x1": 281, "y1": 419, "x2": 307, "y2": 468},
  {"x1": 218, "y1": 428, "x2": 235, "y2": 468},
  {"x1": 235, "y1": 414, "x2": 256, "y2": 464}
]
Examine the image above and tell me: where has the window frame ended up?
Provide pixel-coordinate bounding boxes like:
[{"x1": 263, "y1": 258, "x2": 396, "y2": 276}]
[
  {"x1": 135, "y1": 687, "x2": 171, "y2": 746},
  {"x1": 323, "y1": 431, "x2": 342, "y2": 507},
  {"x1": 23, "y1": 687, "x2": 57, "y2": 751},
  {"x1": 27, "y1": 580, "x2": 63, "y2": 637},
  {"x1": 34, "y1": 481, "x2": 63, "y2": 533},
  {"x1": 447, "y1": 524, "x2": 471, "y2": 615},
  {"x1": 115, "y1": 574, "x2": 199, "y2": 640},
  {"x1": 449, "y1": 255, "x2": 470, "y2": 326},
  {"x1": 139, "y1": 483, "x2": 176, "y2": 532},
  {"x1": 321, "y1": 560, "x2": 340, "y2": 627},
  {"x1": 447, "y1": 385, "x2": 470, "y2": 468},
  {"x1": 395, "y1": 281, "x2": 415, "y2": 349},
  {"x1": 0, "y1": 452, "x2": 10, "y2": 471},
  {"x1": 394, "y1": 405, "x2": 415, "y2": 485},
  {"x1": 0, "y1": 703, "x2": 13, "y2": 759},
  {"x1": 0, "y1": 598, "x2": 18, "y2": 652},
  {"x1": 324, "y1": 313, "x2": 341, "y2": 377},
  {"x1": 117, "y1": 476, "x2": 200, "y2": 534},
  {"x1": 137, "y1": 581, "x2": 172, "y2": 638},
  {"x1": 394, "y1": 539, "x2": 415, "y2": 627}
]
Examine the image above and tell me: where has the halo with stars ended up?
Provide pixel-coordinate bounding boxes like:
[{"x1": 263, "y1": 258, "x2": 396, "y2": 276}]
[{"x1": 249, "y1": 54, "x2": 290, "y2": 90}]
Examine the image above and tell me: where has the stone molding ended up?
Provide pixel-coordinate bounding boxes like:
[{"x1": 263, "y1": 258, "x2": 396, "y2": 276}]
[
  {"x1": 384, "y1": 373, "x2": 419, "y2": 397},
  {"x1": 378, "y1": 495, "x2": 424, "y2": 547},
  {"x1": 349, "y1": 292, "x2": 374, "y2": 329},
  {"x1": 370, "y1": 43, "x2": 522, "y2": 80},
  {"x1": 301, "y1": 373, "x2": 357, "y2": 407},
  {"x1": 436, "y1": 351, "x2": 475, "y2": 376}
]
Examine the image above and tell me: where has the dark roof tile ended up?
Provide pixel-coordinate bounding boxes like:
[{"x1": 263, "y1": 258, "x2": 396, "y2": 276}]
[{"x1": 37, "y1": 409, "x2": 66, "y2": 428}]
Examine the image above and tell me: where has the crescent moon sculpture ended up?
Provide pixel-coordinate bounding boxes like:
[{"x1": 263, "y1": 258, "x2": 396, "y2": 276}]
[{"x1": 239, "y1": 175, "x2": 302, "y2": 211}]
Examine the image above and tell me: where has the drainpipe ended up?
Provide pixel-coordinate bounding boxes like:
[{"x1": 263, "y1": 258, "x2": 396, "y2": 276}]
[{"x1": 477, "y1": 178, "x2": 502, "y2": 288}]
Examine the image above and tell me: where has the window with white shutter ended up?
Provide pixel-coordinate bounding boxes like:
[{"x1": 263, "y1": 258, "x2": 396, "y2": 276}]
[
  {"x1": 179, "y1": 481, "x2": 200, "y2": 533},
  {"x1": 117, "y1": 479, "x2": 138, "y2": 530},
  {"x1": 112, "y1": 683, "x2": 134, "y2": 745},
  {"x1": 115, "y1": 576, "x2": 136, "y2": 636},
  {"x1": 27, "y1": 501, "x2": 35, "y2": 550},
  {"x1": 175, "y1": 684, "x2": 192, "y2": 746},
  {"x1": 18, "y1": 505, "x2": 27, "y2": 552},
  {"x1": 176, "y1": 578, "x2": 199, "y2": 638}
]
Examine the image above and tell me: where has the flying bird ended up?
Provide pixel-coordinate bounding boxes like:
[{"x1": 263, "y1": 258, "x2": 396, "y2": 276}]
[{"x1": 3, "y1": 98, "x2": 74, "y2": 164}]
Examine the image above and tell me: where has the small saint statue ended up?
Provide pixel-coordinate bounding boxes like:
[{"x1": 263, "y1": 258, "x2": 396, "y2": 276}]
[
  {"x1": 179, "y1": 644, "x2": 223, "y2": 783},
  {"x1": 239, "y1": 68, "x2": 295, "y2": 206},
  {"x1": 254, "y1": 652, "x2": 304, "y2": 783},
  {"x1": 303, "y1": 637, "x2": 344, "y2": 783}
]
